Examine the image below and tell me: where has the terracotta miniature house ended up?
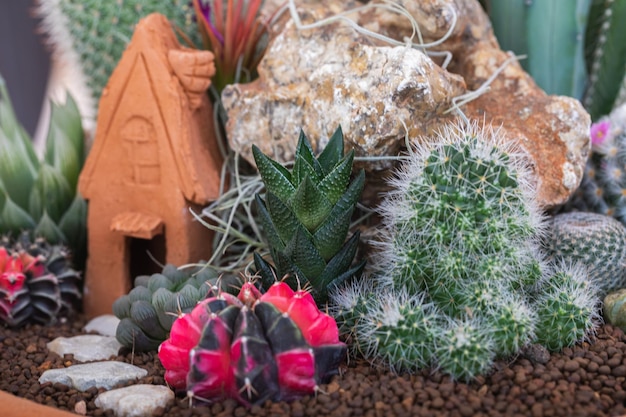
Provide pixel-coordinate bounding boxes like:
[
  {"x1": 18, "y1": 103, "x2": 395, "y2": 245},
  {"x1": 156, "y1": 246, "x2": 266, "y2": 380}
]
[{"x1": 78, "y1": 13, "x2": 223, "y2": 317}]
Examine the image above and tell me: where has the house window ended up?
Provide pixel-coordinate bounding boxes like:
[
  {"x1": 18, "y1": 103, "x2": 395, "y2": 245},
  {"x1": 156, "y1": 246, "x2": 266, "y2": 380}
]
[{"x1": 120, "y1": 116, "x2": 160, "y2": 185}]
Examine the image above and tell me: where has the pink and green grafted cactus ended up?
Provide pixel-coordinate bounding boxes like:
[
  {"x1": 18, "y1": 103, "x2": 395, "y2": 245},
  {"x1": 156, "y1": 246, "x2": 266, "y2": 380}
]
[
  {"x1": 0, "y1": 234, "x2": 81, "y2": 327},
  {"x1": 158, "y1": 280, "x2": 346, "y2": 407}
]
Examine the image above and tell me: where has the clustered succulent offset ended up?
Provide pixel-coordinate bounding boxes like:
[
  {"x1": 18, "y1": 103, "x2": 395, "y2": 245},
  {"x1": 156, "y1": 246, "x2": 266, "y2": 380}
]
[
  {"x1": 112, "y1": 263, "x2": 237, "y2": 352},
  {"x1": 253, "y1": 127, "x2": 365, "y2": 304},
  {"x1": 331, "y1": 122, "x2": 600, "y2": 381},
  {"x1": 158, "y1": 279, "x2": 346, "y2": 407},
  {"x1": 0, "y1": 233, "x2": 81, "y2": 327}
]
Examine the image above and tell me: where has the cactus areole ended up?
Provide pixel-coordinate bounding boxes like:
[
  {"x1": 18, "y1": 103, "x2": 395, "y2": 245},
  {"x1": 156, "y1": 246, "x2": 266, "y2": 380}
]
[{"x1": 158, "y1": 281, "x2": 346, "y2": 407}]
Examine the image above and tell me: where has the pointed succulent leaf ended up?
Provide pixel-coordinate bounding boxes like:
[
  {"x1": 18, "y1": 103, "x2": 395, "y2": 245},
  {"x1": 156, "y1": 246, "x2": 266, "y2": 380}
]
[
  {"x1": 34, "y1": 211, "x2": 67, "y2": 244},
  {"x1": 284, "y1": 225, "x2": 327, "y2": 280},
  {"x1": 0, "y1": 193, "x2": 36, "y2": 234},
  {"x1": 312, "y1": 204, "x2": 353, "y2": 261},
  {"x1": 255, "y1": 193, "x2": 287, "y2": 252},
  {"x1": 291, "y1": 175, "x2": 332, "y2": 232},
  {"x1": 0, "y1": 129, "x2": 38, "y2": 210},
  {"x1": 317, "y1": 126, "x2": 344, "y2": 174},
  {"x1": 49, "y1": 95, "x2": 84, "y2": 158},
  {"x1": 58, "y1": 193, "x2": 87, "y2": 252},
  {"x1": 293, "y1": 130, "x2": 324, "y2": 184},
  {"x1": 44, "y1": 121, "x2": 82, "y2": 192},
  {"x1": 254, "y1": 252, "x2": 279, "y2": 289},
  {"x1": 31, "y1": 163, "x2": 74, "y2": 223},
  {"x1": 253, "y1": 145, "x2": 295, "y2": 201},
  {"x1": 318, "y1": 151, "x2": 355, "y2": 205},
  {"x1": 316, "y1": 232, "x2": 362, "y2": 291},
  {"x1": 265, "y1": 191, "x2": 301, "y2": 244}
]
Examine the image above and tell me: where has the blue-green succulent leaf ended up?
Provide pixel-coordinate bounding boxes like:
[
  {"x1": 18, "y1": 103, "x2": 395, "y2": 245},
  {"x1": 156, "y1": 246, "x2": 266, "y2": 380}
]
[{"x1": 318, "y1": 150, "x2": 355, "y2": 205}]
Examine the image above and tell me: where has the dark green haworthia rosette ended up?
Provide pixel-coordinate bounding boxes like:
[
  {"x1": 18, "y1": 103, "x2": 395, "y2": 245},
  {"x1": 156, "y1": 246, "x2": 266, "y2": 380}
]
[{"x1": 253, "y1": 127, "x2": 365, "y2": 304}]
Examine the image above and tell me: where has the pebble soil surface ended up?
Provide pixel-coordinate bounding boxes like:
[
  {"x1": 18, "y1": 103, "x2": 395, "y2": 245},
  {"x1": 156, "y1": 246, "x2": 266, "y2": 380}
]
[{"x1": 1, "y1": 317, "x2": 626, "y2": 416}]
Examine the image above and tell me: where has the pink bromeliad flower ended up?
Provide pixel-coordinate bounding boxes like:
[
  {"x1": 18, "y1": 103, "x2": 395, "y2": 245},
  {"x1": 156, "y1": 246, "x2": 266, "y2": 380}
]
[{"x1": 591, "y1": 119, "x2": 611, "y2": 146}]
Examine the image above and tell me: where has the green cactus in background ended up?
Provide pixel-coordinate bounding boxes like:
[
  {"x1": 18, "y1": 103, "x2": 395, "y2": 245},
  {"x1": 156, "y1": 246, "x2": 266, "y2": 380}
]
[
  {"x1": 0, "y1": 75, "x2": 86, "y2": 268},
  {"x1": 482, "y1": 0, "x2": 591, "y2": 99},
  {"x1": 331, "y1": 122, "x2": 599, "y2": 381},
  {"x1": 482, "y1": 0, "x2": 626, "y2": 119},
  {"x1": 253, "y1": 127, "x2": 366, "y2": 304},
  {"x1": 36, "y1": 0, "x2": 200, "y2": 109},
  {"x1": 583, "y1": 0, "x2": 626, "y2": 120},
  {"x1": 544, "y1": 211, "x2": 626, "y2": 298},
  {"x1": 113, "y1": 263, "x2": 240, "y2": 352}
]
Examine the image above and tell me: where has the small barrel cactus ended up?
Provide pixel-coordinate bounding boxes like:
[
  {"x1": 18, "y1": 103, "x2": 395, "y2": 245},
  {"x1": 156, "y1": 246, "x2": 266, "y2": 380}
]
[
  {"x1": 112, "y1": 264, "x2": 237, "y2": 352},
  {"x1": 533, "y1": 262, "x2": 600, "y2": 351},
  {"x1": 0, "y1": 233, "x2": 81, "y2": 327},
  {"x1": 158, "y1": 280, "x2": 346, "y2": 407},
  {"x1": 544, "y1": 211, "x2": 626, "y2": 297},
  {"x1": 603, "y1": 288, "x2": 626, "y2": 331},
  {"x1": 253, "y1": 127, "x2": 365, "y2": 304}
]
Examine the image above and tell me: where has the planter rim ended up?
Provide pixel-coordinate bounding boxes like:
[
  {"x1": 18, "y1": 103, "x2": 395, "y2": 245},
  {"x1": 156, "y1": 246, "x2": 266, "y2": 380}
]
[{"x1": 0, "y1": 390, "x2": 78, "y2": 417}]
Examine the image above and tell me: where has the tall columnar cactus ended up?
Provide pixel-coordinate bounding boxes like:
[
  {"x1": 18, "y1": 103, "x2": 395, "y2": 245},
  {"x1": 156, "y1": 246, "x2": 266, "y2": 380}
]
[
  {"x1": 0, "y1": 76, "x2": 86, "y2": 267},
  {"x1": 253, "y1": 127, "x2": 365, "y2": 304},
  {"x1": 570, "y1": 103, "x2": 626, "y2": 223},
  {"x1": 158, "y1": 280, "x2": 346, "y2": 407},
  {"x1": 112, "y1": 263, "x2": 238, "y2": 352},
  {"x1": 0, "y1": 233, "x2": 81, "y2": 327},
  {"x1": 583, "y1": 0, "x2": 626, "y2": 119},
  {"x1": 331, "y1": 122, "x2": 600, "y2": 381},
  {"x1": 544, "y1": 211, "x2": 626, "y2": 298},
  {"x1": 36, "y1": 0, "x2": 199, "y2": 110},
  {"x1": 483, "y1": 0, "x2": 626, "y2": 119}
]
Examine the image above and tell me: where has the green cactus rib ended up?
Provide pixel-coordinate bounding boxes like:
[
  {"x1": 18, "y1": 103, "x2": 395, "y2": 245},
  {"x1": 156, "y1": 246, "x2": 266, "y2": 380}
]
[
  {"x1": 253, "y1": 127, "x2": 365, "y2": 304},
  {"x1": 584, "y1": 0, "x2": 626, "y2": 119},
  {"x1": 36, "y1": 0, "x2": 200, "y2": 108}
]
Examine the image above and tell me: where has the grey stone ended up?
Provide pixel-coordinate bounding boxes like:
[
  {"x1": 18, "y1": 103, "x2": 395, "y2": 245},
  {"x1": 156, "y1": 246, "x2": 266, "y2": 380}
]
[
  {"x1": 38, "y1": 361, "x2": 147, "y2": 391},
  {"x1": 95, "y1": 385, "x2": 174, "y2": 417},
  {"x1": 83, "y1": 314, "x2": 120, "y2": 337},
  {"x1": 47, "y1": 335, "x2": 122, "y2": 362}
]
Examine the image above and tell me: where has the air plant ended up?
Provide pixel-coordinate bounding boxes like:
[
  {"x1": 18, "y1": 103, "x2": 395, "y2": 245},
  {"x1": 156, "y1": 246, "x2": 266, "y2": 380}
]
[{"x1": 193, "y1": 0, "x2": 273, "y2": 92}]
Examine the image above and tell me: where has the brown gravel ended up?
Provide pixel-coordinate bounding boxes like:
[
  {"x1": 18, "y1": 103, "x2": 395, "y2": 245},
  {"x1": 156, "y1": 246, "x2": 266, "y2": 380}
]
[{"x1": 2, "y1": 317, "x2": 626, "y2": 416}]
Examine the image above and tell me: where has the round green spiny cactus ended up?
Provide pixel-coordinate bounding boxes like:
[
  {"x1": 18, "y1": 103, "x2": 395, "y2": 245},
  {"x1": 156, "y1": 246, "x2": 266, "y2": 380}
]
[{"x1": 544, "y1": 211, "x2": 626, "y2": 297}]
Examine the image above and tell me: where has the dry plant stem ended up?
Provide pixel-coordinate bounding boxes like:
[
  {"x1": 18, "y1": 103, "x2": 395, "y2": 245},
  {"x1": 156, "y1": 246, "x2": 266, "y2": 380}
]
[{"x1": 287, "y1": 0, "x2": 457, "y2": 68}]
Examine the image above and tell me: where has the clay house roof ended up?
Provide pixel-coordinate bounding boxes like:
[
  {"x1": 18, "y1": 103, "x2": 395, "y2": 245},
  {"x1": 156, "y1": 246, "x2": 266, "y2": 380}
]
[{"x1": 78, "y1": 13, "x2": 221, "y2": 206}]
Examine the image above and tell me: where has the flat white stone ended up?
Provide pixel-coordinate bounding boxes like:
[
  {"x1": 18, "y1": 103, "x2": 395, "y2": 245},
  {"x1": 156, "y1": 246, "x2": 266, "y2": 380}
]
[
  {"x1": 39, "y1": 361, "x2": 147, "y2": 391},
  {"x1": 95, "y1": 385, "x2": 175, "y2": 417},
  {"x1": 47, "y1": 335, "x2": 122, "y2": 362},
  {"x1": 84, "y1": 314, "x2": 121, "y2": 337}
]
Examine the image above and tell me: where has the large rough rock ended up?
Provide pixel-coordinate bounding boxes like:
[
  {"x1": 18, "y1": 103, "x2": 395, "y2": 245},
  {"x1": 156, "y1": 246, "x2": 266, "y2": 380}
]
[
  {"x1": 224, "y1": 0, "x2": 591, "y2": 208},
  {"x1": 222, "y1": 2, "x2": 465, "y2": 168}
]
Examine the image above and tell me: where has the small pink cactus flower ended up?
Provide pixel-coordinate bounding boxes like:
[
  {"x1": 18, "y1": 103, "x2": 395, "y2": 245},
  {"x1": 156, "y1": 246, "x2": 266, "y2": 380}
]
[{"x1": 591, "y1": 120, "x2": 611, "y2": 146}]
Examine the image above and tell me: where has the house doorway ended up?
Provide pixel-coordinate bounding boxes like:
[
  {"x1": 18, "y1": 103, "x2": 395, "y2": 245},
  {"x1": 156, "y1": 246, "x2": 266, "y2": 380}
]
[{"x1": 128, "y1": 234, "x2": 166, "y2": 279}]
